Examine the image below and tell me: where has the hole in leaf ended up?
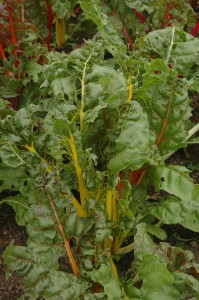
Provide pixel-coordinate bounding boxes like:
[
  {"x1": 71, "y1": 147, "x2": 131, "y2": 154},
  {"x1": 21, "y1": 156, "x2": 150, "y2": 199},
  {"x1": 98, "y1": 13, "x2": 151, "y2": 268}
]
[
  {"x1": 161, "y1": 177, "x2": 165, "y2": 182},
  {"x1": 72, "y1": 189, "x2": 80, "y2": 203}
]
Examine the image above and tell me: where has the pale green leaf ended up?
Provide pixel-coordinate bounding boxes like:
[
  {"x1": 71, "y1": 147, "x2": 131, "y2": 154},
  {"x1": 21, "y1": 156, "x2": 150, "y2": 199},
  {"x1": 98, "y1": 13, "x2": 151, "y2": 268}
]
[
  {"x1": 51, "y1": 77, "x2": 75, "y2": 99},
  {"x1": 109, "y1": 101, "x2": 149, "y2": 173},
  {"x1": 144, "y1": 28, "x2": 199, "y2": 74}
]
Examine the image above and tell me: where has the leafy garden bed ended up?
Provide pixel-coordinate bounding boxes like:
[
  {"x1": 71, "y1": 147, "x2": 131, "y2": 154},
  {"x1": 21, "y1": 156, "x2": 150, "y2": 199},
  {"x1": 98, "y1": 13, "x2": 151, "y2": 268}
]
[{"x1": 0, "y1": 1, "x2": 199, "y2": 299}]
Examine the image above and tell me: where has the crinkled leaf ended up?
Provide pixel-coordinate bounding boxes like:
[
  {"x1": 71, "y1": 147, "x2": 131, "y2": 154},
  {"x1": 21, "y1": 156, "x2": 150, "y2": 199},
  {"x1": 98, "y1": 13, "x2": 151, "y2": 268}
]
[
  {"x1": 3, "y1": 245, "x2": 87, "y2": 299},
  {"x1": 0, "y1": 164, "x2": 27, "y2": 191},
  {"x1": 174, "y1": 272, "x2": 199, "y2": 298},
  {"x1": 125, "y1": 0, "x2": 154, "y2": 13},
  {"x1": 91, "y1": 264, "x2": 124, "y2": 299},
  {"x1": 134, "y1": 223, "x2": 160, "y2": 263},
  {"x1": 138, "y1": 254, "x2": 179, "y2": 300},
  {"x1": 150, "y1": 165, "x2": 199, "y2": 231},
  {"x1": 54, "y1": 119, "x2": 70, "y2": 136},
  {"x1": 84, "y1": 101, "x2": 107, "y2": 124},
  {"x1": 80, "y1": 0, "x2": 127, "y2": 62},
  {"x1": 144, "y1": 28, "x2": 199, "y2": 75},
  {"x1": 63, "y1": 212, "x2": 94, "y2": 238},
  {"x1": 138, "y1": 59, "x2": 190, "y2": 156},
  {"x1": 109, "y1": 101, "x2": 149, "y2": 173},
  {"x1": 134, "y1": 224, "x2": 180, "y2": 300},
  {"x1": 13, "y1": 108, "x2": 33, "y2": 143},
  {"x1": 0, "y1": 143, "x2": 25, "y2": 168},
  {"x1": 151, "y1": 195, "x2": 199, "y2": 232},
  {"x1": 51, "y1": 77, "x2": 76, "y2": 99},
  {"x1": 50, "y1": 0, "x2": 77, "y2": 18},
  {"x1": 146, "y1": 224, "x2": 167, "y2": 241},
  {"x1": 150, "y1": 165, "x2": 199, "y2": 202},
  {"x1": 85, "y1": 64, "x2": 127, "y2": 109}
]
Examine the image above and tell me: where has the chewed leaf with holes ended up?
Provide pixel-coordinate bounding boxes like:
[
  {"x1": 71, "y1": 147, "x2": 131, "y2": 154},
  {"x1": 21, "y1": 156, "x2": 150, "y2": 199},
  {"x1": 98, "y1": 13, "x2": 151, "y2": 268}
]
[
  {"x1": 144, "y1": 28, "x2": 199, "y2": 75},
  {"x1": 150, "y1": 165, "x2": 199, "y2": 232},
  {"x1": 80, "y1": 0, "x2": 127, "y2": 61},
  {"x1": 138, "y1": 59, "x2": 190, "y2": 156},
  {"x1": 134, "y1": 223, "x2": 180, "y2": 300}
]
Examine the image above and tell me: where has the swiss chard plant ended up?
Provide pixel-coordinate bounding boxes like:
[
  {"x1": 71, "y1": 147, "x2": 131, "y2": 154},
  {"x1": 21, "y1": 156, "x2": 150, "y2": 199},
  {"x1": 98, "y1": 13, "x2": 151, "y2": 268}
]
[{"x1": 0, "y1": 0, "x2": 199, "y2": 299}]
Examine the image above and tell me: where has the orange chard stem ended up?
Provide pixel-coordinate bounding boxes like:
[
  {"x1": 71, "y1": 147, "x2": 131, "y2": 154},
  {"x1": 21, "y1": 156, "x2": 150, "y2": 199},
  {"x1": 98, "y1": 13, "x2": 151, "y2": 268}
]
[
  {"x1": 5, "y1": 0, "x2": 18, "y2": 45},
  {"x1": 156, "y1": 80, "x2": 174, "y2": 146},
  {"x1": 45, "y1": 0, "x2": 53, "y2": 50},
  {"x1": 45, "y1": 188, "x2": 79, "y2": 276},
  {"x1": 0, "y1": 42, "x2": 10, "y2": 77},
  {"x1": 123, "y1": 27, "x2": 133, "y2": 50}
]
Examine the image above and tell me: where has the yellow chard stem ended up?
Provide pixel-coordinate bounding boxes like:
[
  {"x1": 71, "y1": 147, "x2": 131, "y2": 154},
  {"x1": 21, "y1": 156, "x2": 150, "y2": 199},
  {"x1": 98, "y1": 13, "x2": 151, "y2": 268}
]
[
  {"x1": 109, "y1": 257, "x2": 119, "y2": 281},
  {"x1": 80, "y1": 50, "x2": 95, "y2": 130},
  {"x1": 68, "y1": 133, "x2": 88, "y2": 208},
  {"x1": 104, "y1": 188, "x2": 116, "y2": 251},
  {"x1": 106, "y1": 189, "x2": 113, "y2": 220},
  {"x1": 127, "y1": 74, "x2": 133, "y2": 103},
  {"x1": 71, "y1": 194, "x2": 87, "y2": 217},
  {"x1": 55, "y1": 16, "x2": 66, "y2": 48},
  {"x1": 112, "y1": 189, "x2": 117, "y2": 222},
  {"x1": 23, "y1": 142, "x2": 52, "y2": 174}
]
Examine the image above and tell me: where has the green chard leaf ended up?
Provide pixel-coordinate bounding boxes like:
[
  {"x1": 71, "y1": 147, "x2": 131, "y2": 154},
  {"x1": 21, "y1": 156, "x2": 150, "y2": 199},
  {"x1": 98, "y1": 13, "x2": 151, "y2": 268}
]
[
  {"x1": 134, "y1": 224, "x2": 180, "y2": 300},
  {"x1": 150, "y1": 165, "x2": 199, "y2": 232},
  {"x1": 90, "y1": 264, "x2": 124, "y2": 299},
  {"x1": 109, "y1": 101, "x2": 149, "y2": 173},
  {"x1": 144, "y1": 28, "x2": 199, "y2": 76},
  {"x1": 80, "y1": 0, "x2": 127, "y2": 62},
  {"x1": 138, "y1": 59, "x2": 191, "y2": 156}
]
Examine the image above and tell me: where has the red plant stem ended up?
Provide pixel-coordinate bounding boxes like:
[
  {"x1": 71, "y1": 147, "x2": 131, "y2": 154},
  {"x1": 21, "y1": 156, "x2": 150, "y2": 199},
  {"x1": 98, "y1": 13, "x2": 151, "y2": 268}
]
[
  {"x1": 191, "y1": 21, "x2": 199, "y2": 36},
  {"x1": 5, "y1": 0, "x2": 18, "y2": 45},
  {"x1": 156, "y1": 80, "x2": 174, "y2": 146},
  {"x1": 165, "y1": 0, "x2": 173, "y2": 20},
  {"x1": 45, "y1": 0, "x2": 53, "y2": 50},
  {"x1": 0, "y1": 42, "x2": 6, "y2": 61},
  {"x1": 162, "y1": 0, "x2": 173, "y2": 29},
  {"x1": 13, "y1": 97, "x2": 18, "y2": 111},
  {"x1": 94, "y1": 282, "x2": 101, "y2": 293},
  {"x1": 134, "y1": 9, "x2": 146, "y2": 24},
  {"x1": 5, "y1": 0, "x2": 21, "y2": 110},
  {"x1": 129, "y1": 170, "x2": 141, "y2": 185},
  {"x1": 123, "y1": 27, "x2": 134, "y2": 50},
  {"x1": 190, "y1": 0, "x2": 198, "y2": 8},
  {"x1": 0, "y1": 42, "x2": 10, "y2": 77},
  {"x1": 136, "y1": 170, "x2": 146, "y2": 185},
  {"x1": 71, "y1": 5, "x2": 81, "y2": 15}
]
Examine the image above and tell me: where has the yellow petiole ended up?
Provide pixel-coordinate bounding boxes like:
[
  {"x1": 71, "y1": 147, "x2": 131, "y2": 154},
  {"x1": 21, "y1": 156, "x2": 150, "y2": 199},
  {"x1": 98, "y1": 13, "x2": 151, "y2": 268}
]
[
  {"x1": 55, "y1": 16, "x2": 66, "y2": 48},
  {"x1": 23, "y1": 142, "x2": 52, "y2": 174},
  {"x1": 109, "y1": 257, "x2": 119, "y2": 281},
  {"x1": 71, "y1": 194, "x2": 87, "y2": 217},
  {"x1": 68, "y1": 133, "x2": 88, "y2": 208},
  {"x1": 127, "y1": 74, "x2": 133, "y2": 103}
]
